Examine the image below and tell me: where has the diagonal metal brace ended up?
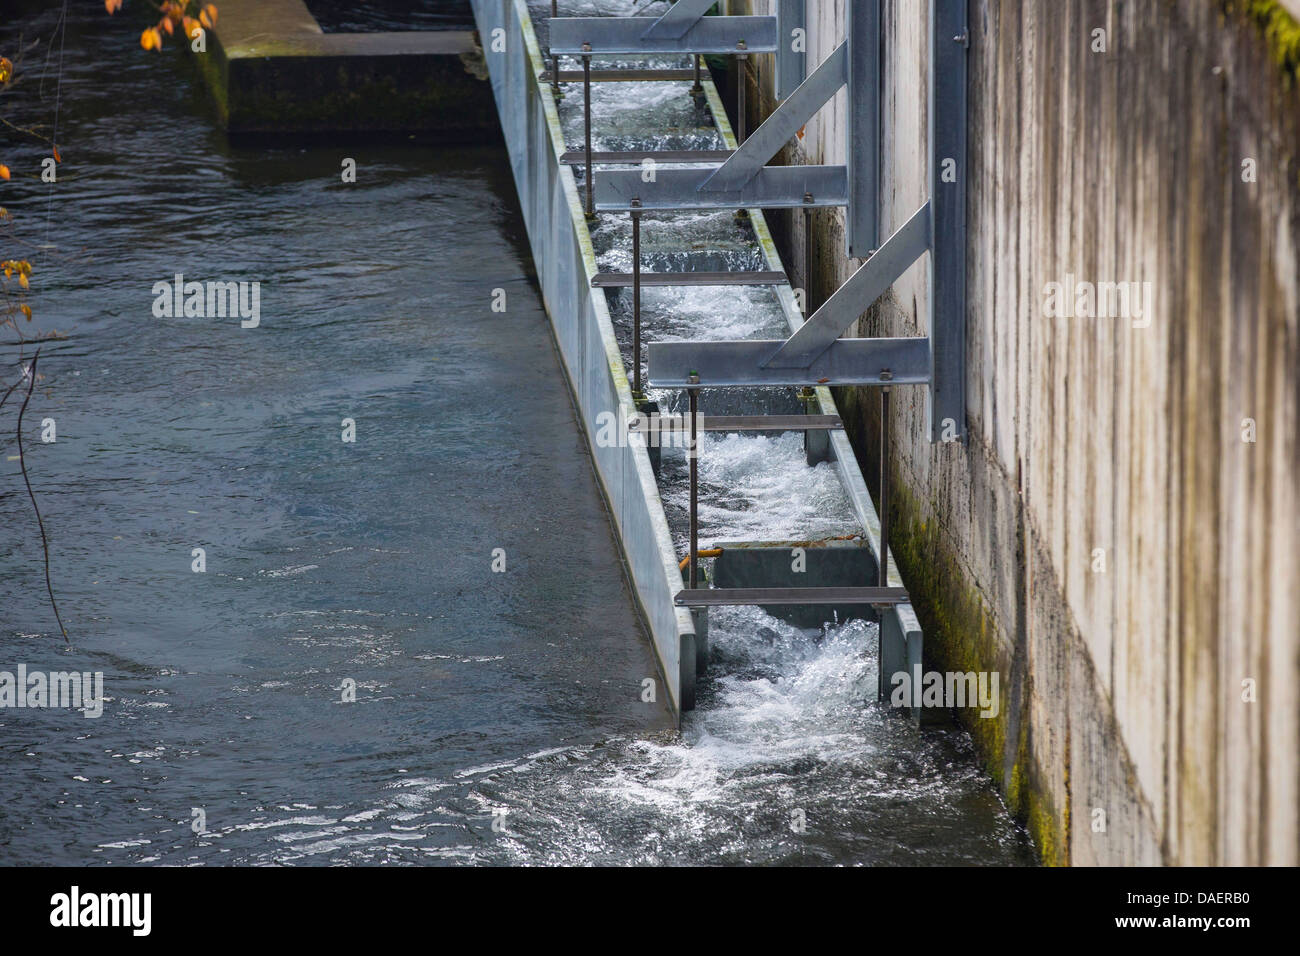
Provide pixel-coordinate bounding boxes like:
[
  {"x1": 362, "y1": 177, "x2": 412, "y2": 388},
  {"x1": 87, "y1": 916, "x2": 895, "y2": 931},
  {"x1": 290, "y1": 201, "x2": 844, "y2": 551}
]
[
  {"x1": 764, "y1": 203, "x2": 931, "y2": 368},
  {"x1": 700, "y1": 42, "x2": 847, "y2": 192},
  {"x1": 641, "y1": 0, "x2": 715, "y2": 40}
]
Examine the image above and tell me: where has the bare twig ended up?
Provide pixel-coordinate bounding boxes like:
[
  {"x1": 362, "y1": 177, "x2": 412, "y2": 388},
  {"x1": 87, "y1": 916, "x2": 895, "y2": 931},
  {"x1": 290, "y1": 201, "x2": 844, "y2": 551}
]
[{"x1": 15, "y1": 349, "x2": 67, "y2": 641}]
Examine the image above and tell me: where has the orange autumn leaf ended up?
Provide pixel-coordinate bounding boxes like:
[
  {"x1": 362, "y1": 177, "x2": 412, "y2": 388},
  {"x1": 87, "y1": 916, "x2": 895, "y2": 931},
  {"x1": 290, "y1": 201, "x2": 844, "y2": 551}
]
[
  {"x1": 161, "y1": 17, "x2": 174, "y2": 35},
  {"x1": 0, "y1": 165, "x2": 10, "y2": 180},
  {"x1": 183, "y1": 16, "x2": 200, "y2": 39},
  {"x1": 52, "y1": 145, "x2": 62, "y2": 163},
  {"x1": 19, "y1": 272, "x2": 29, "y2": 290},
  {"x1": 0, "y1": 57, "x2": 12, "y2": 85},
  {"x1": 105, "y1": 0, "x2": 123, "y2": 14},
  {"x1": 199, "y1": 10, "x2": 212, "y2": 29},
  {"x1": 141, "y1": 27, "x2": 162, "y2": 51},
  {"x1": 204, "y1": 4, "x2": 218, "y2": 27},
  {"x1": 20, "y1": 304, "x2": 32, "y2": 321}
]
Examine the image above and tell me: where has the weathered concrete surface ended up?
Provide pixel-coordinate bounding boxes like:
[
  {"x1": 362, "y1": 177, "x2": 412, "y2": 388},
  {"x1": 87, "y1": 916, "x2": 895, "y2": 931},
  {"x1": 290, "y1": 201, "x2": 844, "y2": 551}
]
[
  {"x1": 741, "y1": 0, "x2": 1300, "y2": 865},
  {"x1": 193, "y1": 0, "x2": 497, "y2": 136}
]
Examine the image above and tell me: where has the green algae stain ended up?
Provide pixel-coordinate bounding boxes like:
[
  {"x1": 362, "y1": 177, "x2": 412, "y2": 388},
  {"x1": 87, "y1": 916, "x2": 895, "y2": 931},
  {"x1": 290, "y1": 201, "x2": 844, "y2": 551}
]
[
  {"x1": 1225, "y1": 0, "x2": 1300, "y2": 84},
  {"x1": 835, "y1": 385, "x2": 1070, "y2": 866}
]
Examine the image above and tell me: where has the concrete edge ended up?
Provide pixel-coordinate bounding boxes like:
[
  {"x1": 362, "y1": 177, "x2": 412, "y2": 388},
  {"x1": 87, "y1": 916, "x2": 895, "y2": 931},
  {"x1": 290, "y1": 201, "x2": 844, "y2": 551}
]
[{"x1": 474, "y1": 0, "x2": 695, "y2": 717}]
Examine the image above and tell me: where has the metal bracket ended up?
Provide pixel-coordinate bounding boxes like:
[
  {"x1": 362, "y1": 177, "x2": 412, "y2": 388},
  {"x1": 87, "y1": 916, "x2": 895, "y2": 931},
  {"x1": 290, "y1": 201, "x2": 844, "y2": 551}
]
[
  {"x1": 766, "y1": 203, "x2": 931, "y2": 368},
  {"x1": 647, "y1": 338, "x2": 929, "y2": 388},
  {"x1": 596, "y1": 165, "x2": 848, "y2": 212},
  {"x1": 627, "y1": 413, "x2": 843, "y2": 434},
  {"x1": 550, "y1": 10, "x2": 776, "y2": 56},
  {"x1": 589, "y1": 3, "x2": 880, "y2": 255},
  {"x1": 674, "y1": 587, "x2": 909, "y2": 608},
  {"x1": 593, "y1": 270, "x2": 786, "y2": 288},
  {"x1": 644, "y1": 0, "x2": 968, "y2": 444},
  {"x1": 561, "y1": 149, "x2": 733, "y2": 166},
  {"x1": 552, "y1": 3, "x2": 788, "y2": 215}
]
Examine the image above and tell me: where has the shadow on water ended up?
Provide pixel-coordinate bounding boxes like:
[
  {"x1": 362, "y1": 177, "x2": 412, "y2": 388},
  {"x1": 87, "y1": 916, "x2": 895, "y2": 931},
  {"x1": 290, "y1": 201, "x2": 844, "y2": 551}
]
[{"x1": 305, "y1": 1, "x2": 477, "y2": 33}]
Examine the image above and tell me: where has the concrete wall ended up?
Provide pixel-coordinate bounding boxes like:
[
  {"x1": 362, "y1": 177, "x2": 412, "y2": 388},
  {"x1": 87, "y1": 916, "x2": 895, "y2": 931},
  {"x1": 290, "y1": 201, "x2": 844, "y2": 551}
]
[
  {"x1": 195, "y1": 0, "x2": 497, "y2": 136},
  {"x1": 468, "y1": 0, "x2": 700, "y2": 715},
  {"x1": 742, "y1": 0, "x2": 1300, "y2": 865}
]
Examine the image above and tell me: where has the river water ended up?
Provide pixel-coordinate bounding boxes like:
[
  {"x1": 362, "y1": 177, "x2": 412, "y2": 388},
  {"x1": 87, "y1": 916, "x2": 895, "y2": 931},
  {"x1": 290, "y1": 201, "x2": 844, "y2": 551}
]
[{"x1": 0, "y1": 0, "x2": 1033, "y2": 866}]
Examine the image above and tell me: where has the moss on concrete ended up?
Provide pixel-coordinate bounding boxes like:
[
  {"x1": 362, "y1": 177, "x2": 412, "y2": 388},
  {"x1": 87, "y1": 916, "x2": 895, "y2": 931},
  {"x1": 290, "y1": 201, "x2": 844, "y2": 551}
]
[
  {"x1": 836, "y1": 385, "x2": 1069, "y2": 865},
  {"x1": 189, "y1": 47, "x2": 230, "y2": 127},
  {"x1": 1224, "y1": 0, "x2": 1300, "y2": 84}
]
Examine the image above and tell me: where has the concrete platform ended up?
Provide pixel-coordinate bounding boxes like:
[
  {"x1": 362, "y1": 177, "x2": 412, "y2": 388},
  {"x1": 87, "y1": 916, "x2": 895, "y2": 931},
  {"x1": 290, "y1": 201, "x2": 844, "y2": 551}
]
[{"x1": 193, "y1": 0, "x2": 497, "y2": 137}]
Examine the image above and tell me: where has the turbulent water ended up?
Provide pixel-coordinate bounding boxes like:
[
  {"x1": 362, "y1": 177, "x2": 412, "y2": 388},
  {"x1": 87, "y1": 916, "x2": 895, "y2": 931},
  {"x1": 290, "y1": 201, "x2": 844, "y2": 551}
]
[{"x1": 0, "y1": 0, "x2": 1033, "y2": 866}]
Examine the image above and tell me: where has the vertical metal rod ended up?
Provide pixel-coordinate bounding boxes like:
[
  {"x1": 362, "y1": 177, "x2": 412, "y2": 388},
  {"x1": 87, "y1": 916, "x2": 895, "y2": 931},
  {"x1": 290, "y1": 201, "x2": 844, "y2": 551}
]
[
  {"x1": 692, "y1": 54, "x2": 702, "y2": 93},
  {"x1": 879, "y1": 385, "x2": 891, "y2": 587},
  {"x1": 549, "y1": 1, "x2": 560, "y2": 97},
  {"x1": 803, "y1": 200, "x2": 812, "y2": 312},
  {"x1": 631, "y1": 203, "x2": 642, "y2": 397},
  {"x1": 583, "y1": 50, "x2": 594, "y2": 218},
  {"x1": 688, "y1": 378, "x2": 700, "y2": 589},
  {"x1": 736, "y1": 53, "x2": 747, "y2": 143}
]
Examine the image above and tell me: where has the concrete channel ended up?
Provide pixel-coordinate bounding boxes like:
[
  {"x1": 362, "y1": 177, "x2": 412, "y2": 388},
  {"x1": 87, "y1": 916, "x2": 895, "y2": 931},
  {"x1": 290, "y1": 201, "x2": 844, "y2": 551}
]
[{"x1": 466, "y1": 0, "x2": 921, "y2": 719}]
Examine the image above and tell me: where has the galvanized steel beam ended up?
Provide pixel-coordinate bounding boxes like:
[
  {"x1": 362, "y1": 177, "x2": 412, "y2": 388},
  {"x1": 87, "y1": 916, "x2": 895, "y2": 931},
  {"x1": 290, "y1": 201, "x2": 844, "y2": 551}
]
[
  {"x1": 699, "y1": 42, "x2": 847, "y2": 191},
  {"x1": 561, "y1": 149, "x2": 733, "y2": 166},
  {"x1": 674, "y1": 587, "x2": 909, "y2": 607},
  {"x1": 627, "y1": 414, "x2": 843, "y2": 433},
  {"x1": 540, "y1": 68, "x2": 698, "y2": 82},
  {"x1": 593, "y1": 270, "x2": 786, "y2": 288},
  {"x1": 641, "y1": 0, "x2": 715, "y2": 40},
  {"x1": 550, "y1": 16, "x2": 777, "y2": 55},
  {"x1": 847, "y1": 0, "x2": 881, "y2": 255},
  {"x1": 929, "y1": 0, "x2": 968, "y2": 442},
  {"x1": 595, "y1": 165, "x2": 848, "y2": 211},
  {"x1": 647, "y1": 338, "x2": 931, "y2": 388},
  {"x1": 765, "y1": 202, "x2": 931, "y2": 368},
  {"x1": 774, "y1": 0, "x2": 805, "y2": 100}
]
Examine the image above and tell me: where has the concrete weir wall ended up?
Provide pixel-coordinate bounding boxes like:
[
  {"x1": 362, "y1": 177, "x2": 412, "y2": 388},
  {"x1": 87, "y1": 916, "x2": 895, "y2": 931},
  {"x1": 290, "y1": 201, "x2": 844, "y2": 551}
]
[
  {"x1": 194, "y1": 0, "x2": 496, "y2": 135},
  {"x1": 739, "y1": 0, "x2": 1300, "y2": 865},
  {"x1": 465, "y1": 0, "x2": 699, "y2": 715}
]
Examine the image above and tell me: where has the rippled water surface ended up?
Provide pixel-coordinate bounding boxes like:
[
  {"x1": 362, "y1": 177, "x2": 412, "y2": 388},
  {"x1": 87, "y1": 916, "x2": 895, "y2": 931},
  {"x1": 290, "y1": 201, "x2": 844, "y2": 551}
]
[{"x1": 0, "y1": 1, "x2": 1033, "y2": 866}]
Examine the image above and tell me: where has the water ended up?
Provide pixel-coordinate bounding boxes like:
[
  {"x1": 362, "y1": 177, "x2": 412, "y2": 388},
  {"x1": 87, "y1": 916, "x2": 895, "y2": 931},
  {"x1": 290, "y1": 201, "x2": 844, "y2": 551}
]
[
  {"x1": 307, "y1": 1, "x2": 475, "y2": 32},
  {"x1": 0, "y1": 1, "x2": 1033, "y2": 865}
]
